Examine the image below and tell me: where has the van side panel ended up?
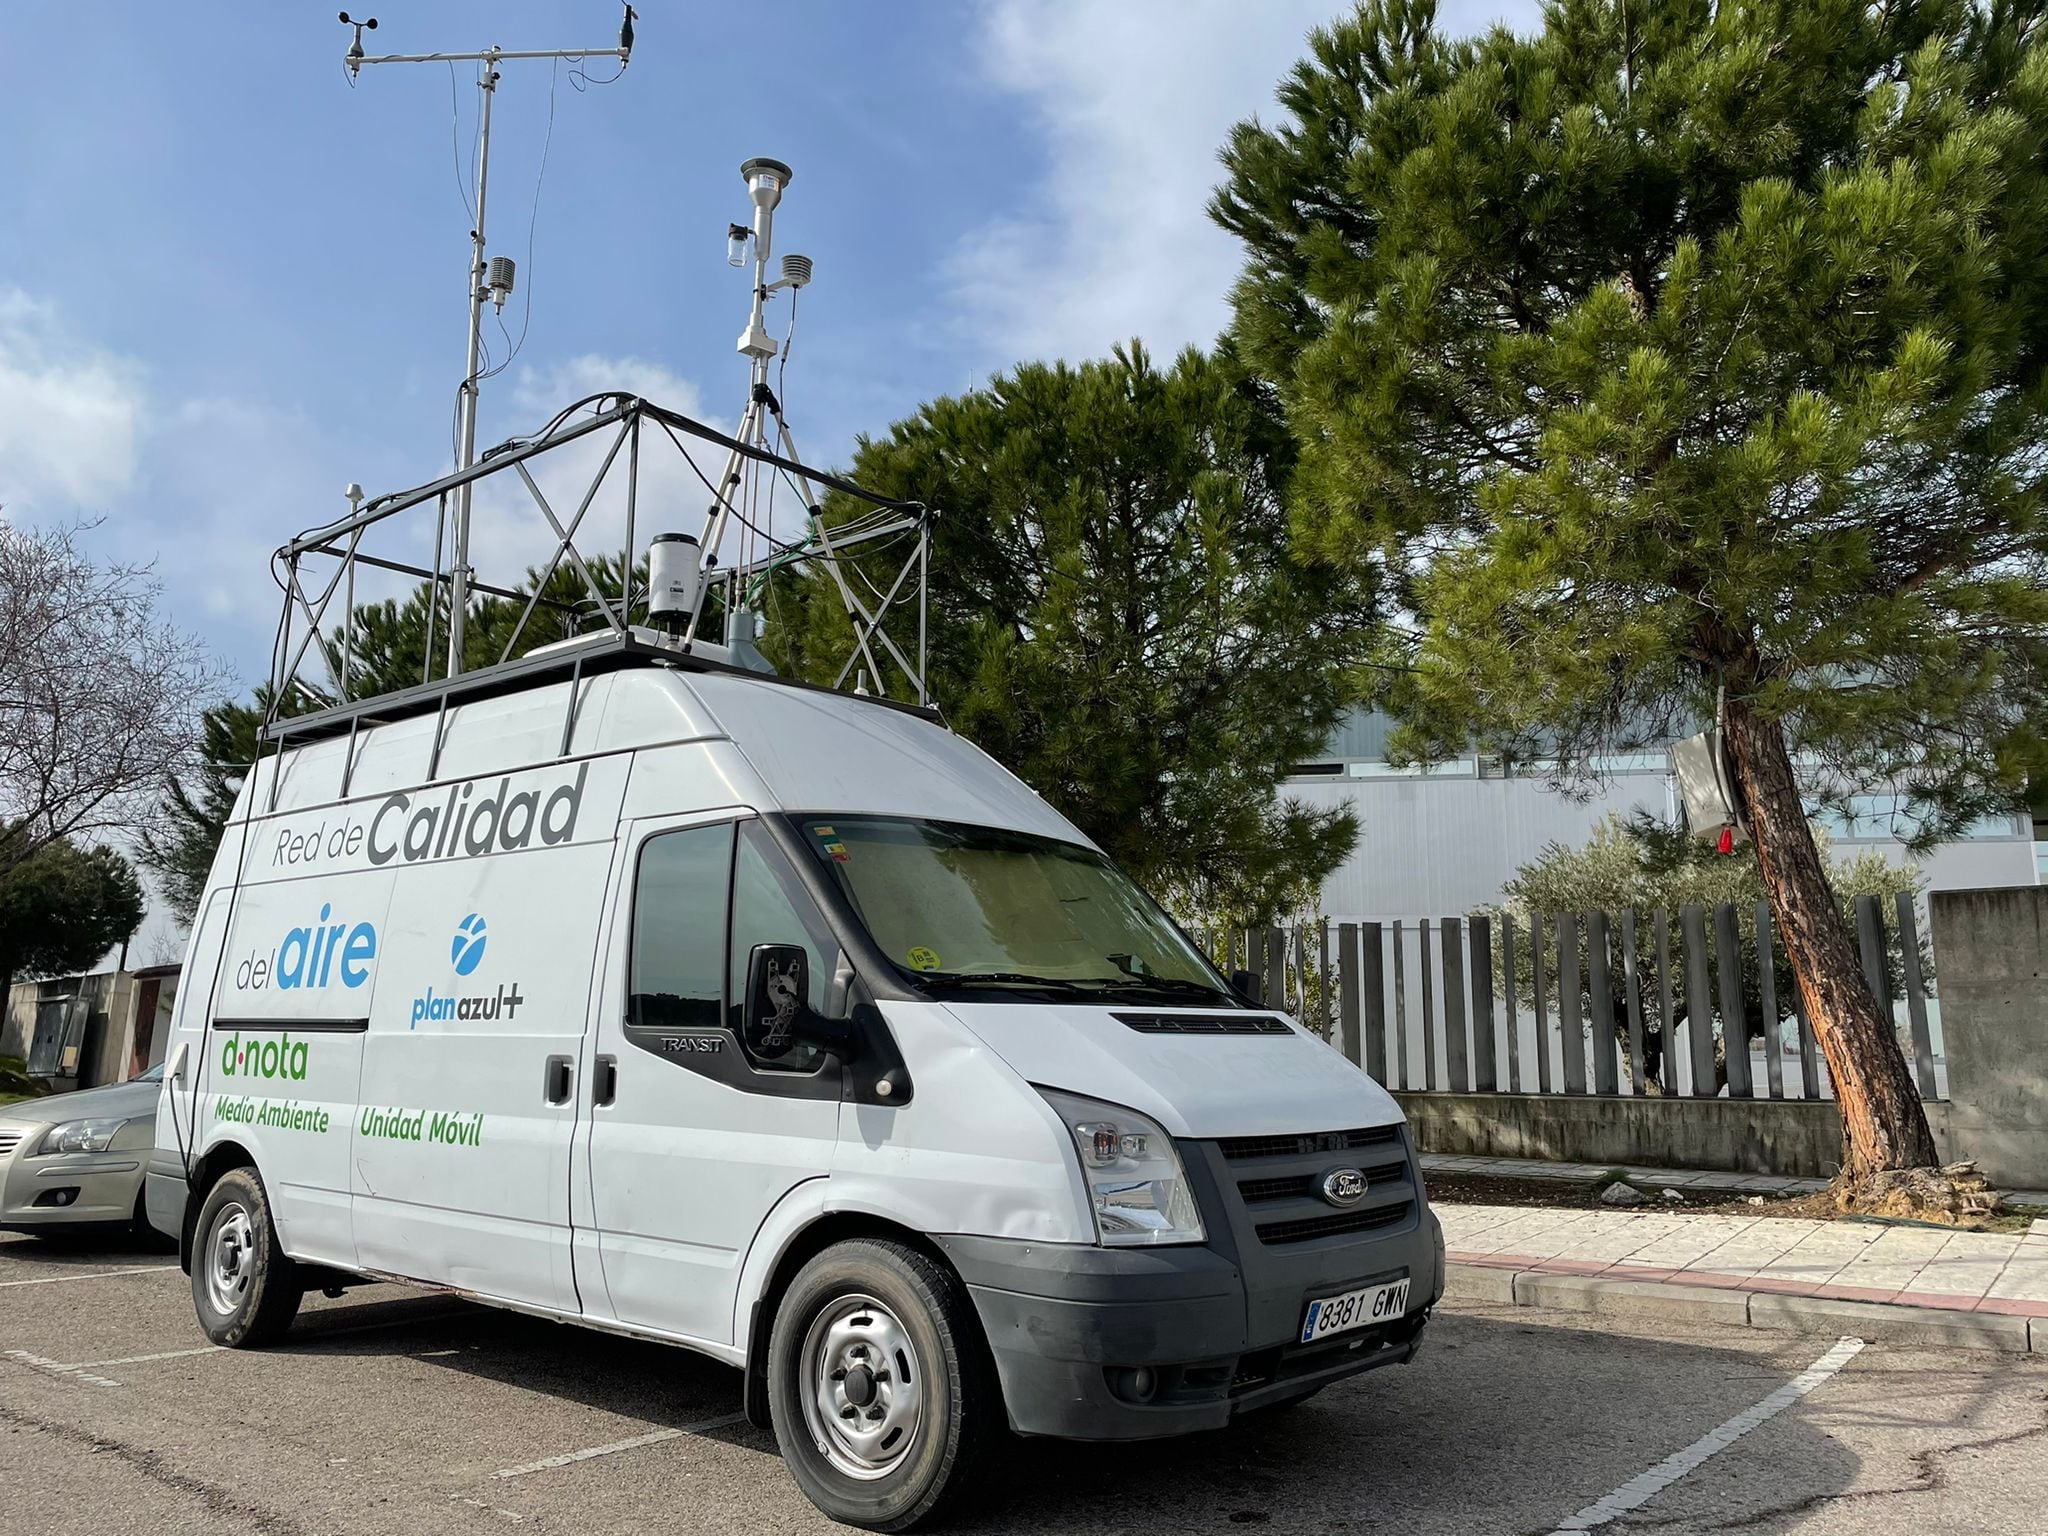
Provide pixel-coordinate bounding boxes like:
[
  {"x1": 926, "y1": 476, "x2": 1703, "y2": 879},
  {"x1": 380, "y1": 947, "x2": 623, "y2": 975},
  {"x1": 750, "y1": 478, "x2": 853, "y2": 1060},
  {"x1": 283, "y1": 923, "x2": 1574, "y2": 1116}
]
[{"x1": 348, "y1": 754, "x2": 627, "y2": 1312}]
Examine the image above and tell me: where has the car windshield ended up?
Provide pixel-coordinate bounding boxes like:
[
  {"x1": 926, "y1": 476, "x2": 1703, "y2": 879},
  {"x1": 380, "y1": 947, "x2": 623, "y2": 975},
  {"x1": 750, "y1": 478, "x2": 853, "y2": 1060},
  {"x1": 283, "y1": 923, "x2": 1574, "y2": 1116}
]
[
  {"x1": 795, "y1": 816, "x2": 1233, "y2": 1004},
  {"x1": 136, "y1": 1063, "x2": 165, "y2": 1084}
]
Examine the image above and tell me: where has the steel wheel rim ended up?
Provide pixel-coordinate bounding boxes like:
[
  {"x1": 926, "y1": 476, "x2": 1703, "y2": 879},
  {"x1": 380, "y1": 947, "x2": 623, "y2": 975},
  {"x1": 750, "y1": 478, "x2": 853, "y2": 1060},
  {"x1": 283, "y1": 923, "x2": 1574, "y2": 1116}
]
[
  {"x1": 205, "y1": 1201, "x2": 255, "y2": 1318},
  {"x1": 797, "y1": 1292, "x2": 924, "y2": 1480}
]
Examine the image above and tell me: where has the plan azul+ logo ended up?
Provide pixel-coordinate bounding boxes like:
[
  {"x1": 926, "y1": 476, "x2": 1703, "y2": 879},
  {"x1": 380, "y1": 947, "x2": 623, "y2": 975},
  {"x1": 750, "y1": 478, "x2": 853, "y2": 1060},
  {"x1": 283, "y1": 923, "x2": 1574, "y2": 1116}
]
[
  {"x1": 452, "y1": 913, "x2": 488, "y2": 975},
  {"x1": 412, "y1": 911, "x2": 525, "y2": 1028}
]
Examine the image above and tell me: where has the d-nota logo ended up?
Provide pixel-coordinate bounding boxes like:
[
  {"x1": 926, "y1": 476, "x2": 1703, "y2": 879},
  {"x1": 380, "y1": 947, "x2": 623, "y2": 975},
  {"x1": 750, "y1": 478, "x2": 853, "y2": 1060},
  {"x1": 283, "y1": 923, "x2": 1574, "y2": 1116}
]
[{"x1": 219, "y1": 1030, "x2": 310, "y2": 1081}]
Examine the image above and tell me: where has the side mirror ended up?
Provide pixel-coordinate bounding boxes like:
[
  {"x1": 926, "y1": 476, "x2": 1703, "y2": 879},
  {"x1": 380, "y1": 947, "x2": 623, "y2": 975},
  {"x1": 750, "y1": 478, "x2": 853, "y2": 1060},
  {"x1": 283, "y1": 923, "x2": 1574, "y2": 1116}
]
[
  {"x1": 746, "y1": 943, "x2": 856, "y2": 1057},
  {"x1": 166, "y1": 1041, "x2": 189, "y2": 1084},
  {"x1": 1229, "y1": 969, "x2": 1262, "y2": 1006}
]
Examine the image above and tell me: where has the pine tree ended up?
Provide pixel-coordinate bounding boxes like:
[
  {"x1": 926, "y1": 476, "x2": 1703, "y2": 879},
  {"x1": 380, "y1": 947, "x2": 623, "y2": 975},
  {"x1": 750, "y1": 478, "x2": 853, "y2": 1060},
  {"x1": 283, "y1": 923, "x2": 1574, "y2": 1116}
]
[
  {"x1": 766, "y1": 344, "x2": 1374, "y2": 926},
  {"x1": 1216, "y1": 0, "x2": 2048, "y2": 1202}
]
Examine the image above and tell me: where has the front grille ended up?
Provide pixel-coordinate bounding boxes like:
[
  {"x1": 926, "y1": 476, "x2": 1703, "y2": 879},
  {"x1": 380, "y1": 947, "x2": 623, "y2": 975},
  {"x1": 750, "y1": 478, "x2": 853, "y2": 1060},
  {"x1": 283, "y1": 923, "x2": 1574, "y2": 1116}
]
[
  {"x1": 1218, "y1": 1124, "x2": 1400, "y2": 1162},
  {"x1": 1236, "y1": 1158, "x2": 1407, "y2": 1205},
  {"x1": 1256, "y1": 1200, "x2": 1414, "y2": 1246},
  {"x1": 0, "y1": 1130, "x2": 23, "y2": 1157},
  {"x1": 1113, "y1": 1012, "x2": 1291, "y2": 1036}
]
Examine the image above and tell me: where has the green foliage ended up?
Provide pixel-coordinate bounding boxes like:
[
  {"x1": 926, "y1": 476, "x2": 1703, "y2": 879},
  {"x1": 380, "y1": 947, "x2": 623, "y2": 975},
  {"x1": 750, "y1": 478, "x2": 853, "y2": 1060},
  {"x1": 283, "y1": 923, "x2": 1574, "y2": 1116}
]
[
  {"x1": 1487, "y1": 814, "x2": 1927, "y2": 1087},
  {"x1": 1215, "y1": 0, "x2": 2048, "y2": 843},
  {"x1": 138, "y1": 696, "x2": 265, "y2": 927},
  {"x1": 0, "y1": 1053, "x2": 46, "y2": 1099},
  {"x1": 765, "y1": 343, "x2": 1374, "y2": 926},
  {"x1": 0, "y1": 839, "x2": 145, "y2": 990},
  {"x1": 338, "y1": 553, "x2": 640, "y2": 699}
]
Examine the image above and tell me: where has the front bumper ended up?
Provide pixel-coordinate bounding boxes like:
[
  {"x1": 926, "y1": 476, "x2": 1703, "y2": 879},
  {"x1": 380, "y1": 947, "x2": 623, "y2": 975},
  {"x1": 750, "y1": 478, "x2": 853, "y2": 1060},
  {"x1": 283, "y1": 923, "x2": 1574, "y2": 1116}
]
[
  {"x1": 0, "y1": 1125, "x2": 146, "y2": 1230},
  {"x1": 938, "y1": 1142, "x2": 1443, "y2": 1440}
]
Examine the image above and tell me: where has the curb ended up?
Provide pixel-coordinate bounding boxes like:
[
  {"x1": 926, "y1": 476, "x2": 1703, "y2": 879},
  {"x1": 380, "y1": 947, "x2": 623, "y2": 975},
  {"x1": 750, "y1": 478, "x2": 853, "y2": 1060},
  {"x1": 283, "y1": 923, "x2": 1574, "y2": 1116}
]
[{"x1": 1446, "y1": 1261, "x2": 2041, "y2": 1353}]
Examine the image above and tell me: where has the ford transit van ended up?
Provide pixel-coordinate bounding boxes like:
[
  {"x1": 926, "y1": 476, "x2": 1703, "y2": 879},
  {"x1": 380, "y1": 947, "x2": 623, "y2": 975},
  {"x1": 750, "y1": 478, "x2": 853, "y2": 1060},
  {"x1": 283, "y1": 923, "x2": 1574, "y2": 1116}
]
[{"x1": 150, "y1": 631, "x2": 1441, "y2": 1530}]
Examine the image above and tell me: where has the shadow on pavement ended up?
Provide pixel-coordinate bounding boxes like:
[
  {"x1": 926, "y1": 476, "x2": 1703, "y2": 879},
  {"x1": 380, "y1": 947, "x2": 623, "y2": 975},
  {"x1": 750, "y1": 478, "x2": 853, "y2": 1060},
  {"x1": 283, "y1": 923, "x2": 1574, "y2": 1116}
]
[{"x1": 258, "y1": 1290, "x2": 1870, "y2": 1533}]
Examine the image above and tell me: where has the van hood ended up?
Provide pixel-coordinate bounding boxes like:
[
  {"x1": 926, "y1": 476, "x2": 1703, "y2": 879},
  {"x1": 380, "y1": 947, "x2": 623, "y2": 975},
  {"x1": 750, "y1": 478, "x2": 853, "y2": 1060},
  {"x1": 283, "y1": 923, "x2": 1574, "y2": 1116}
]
[{"x1": 931, "y1": 1002, "x2": 1404, "y2": 1141}]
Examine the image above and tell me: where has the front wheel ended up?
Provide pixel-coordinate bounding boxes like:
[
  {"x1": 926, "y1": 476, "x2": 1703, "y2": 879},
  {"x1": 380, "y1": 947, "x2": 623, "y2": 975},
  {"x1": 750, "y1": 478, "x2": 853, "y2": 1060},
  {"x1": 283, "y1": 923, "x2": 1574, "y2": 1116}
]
[
  {"x1": 191, "y1": 1167, "x2": 303, "y2": 1346},
  {"x1": 767, "y1": 1239, "x2": 996, "y2": 1531}
]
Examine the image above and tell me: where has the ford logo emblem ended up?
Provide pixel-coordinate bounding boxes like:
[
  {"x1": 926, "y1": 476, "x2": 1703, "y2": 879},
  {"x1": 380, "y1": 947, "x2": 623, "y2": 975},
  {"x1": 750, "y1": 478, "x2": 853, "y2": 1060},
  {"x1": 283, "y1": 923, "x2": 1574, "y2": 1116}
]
[{"x1": 1321, "y1": 1167, "x2": 1368, "y2": 1207}]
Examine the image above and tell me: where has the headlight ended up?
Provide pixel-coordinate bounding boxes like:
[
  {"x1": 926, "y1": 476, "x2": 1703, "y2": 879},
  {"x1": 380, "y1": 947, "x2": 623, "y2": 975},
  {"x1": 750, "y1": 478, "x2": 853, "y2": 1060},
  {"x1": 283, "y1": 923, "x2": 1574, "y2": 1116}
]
[
  {"x1": 1038, "y1": 1088, "x2": 1205, "y2": 1247},
  {"x1": 34, "y1": 1118, "x2": 129, "y2": 1156}
]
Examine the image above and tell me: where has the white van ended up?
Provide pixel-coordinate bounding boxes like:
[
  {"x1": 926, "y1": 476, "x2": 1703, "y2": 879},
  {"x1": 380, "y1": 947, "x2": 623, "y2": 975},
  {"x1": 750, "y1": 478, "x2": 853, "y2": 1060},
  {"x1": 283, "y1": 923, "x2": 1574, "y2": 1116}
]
[{"x1": 150, "y1": 631, "x2": 1441, "y2": 1530}]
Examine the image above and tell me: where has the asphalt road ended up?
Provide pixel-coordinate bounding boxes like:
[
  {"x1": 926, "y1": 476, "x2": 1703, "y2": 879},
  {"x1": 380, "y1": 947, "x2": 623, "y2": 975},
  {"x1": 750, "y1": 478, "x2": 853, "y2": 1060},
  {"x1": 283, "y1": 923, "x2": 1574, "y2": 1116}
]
[{"x1": 2, "y1": 1230, "x2": 2044, "y2": 1535}]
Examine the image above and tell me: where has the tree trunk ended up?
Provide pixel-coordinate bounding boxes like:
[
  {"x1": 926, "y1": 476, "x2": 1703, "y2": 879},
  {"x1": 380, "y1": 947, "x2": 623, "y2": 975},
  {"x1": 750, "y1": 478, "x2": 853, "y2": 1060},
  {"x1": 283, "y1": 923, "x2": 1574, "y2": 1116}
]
[{"x1": 1719, "y1": 693, "x2": 1938, "y2": 1180}]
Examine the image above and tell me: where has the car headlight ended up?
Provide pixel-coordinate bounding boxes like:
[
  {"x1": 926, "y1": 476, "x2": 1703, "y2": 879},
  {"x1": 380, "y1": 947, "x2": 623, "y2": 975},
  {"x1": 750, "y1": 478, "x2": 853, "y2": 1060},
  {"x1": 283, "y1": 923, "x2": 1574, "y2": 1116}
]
[
  {"x1": 34, "y1": 1118, "x2": 129, "y2": 1156},
  {"x1": 1038, "y1": 1088, "x2": 1205, "y2": 1247}
]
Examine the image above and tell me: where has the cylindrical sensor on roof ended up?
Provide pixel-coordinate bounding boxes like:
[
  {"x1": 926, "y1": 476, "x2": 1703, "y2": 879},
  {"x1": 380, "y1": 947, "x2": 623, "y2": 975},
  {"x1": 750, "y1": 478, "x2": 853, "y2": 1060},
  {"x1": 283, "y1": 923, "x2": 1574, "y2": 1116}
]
[{"x1": 646, "y1": 532, "x2": 703, "y2": 633}]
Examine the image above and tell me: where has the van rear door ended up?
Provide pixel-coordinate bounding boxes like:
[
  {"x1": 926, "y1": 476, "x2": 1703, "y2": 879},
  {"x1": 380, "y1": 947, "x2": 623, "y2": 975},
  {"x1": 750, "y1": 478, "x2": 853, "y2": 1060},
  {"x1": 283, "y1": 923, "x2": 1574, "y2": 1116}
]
[{"x1": 576, "y1": 813, "x2": 841, "y2": 1345}]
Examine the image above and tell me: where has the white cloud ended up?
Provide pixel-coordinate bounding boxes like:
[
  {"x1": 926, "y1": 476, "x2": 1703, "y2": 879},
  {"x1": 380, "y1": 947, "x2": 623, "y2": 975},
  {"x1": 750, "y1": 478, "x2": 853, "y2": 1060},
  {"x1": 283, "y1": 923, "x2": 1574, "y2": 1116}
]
[
  {"x1": 948, "y1": 0, "x2": 1540, "y2": 372},
  {"x1": 0, "y1": 288, "x2": 147, "y2": 512},
  {"x1": 944, "y1": 0, "x2": 1341, "y2": 370}
]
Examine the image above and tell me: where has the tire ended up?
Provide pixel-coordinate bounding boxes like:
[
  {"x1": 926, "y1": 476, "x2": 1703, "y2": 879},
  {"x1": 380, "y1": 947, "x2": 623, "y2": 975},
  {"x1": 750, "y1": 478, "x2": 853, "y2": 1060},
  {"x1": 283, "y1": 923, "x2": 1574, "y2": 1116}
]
[
  {"x1": 190, "y1": 1166, "x2": 303, "y2": 1347},
  {"x1": 767, "y1": 1239, "x2": 997, "y2": 1531}
]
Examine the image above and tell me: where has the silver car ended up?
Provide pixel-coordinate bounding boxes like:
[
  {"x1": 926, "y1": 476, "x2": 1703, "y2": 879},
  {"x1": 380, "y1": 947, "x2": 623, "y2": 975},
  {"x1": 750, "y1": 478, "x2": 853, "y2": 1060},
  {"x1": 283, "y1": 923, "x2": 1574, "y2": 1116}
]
[{"x1": 0, "y1": 1064, "x2": 165, "y2": 1238}]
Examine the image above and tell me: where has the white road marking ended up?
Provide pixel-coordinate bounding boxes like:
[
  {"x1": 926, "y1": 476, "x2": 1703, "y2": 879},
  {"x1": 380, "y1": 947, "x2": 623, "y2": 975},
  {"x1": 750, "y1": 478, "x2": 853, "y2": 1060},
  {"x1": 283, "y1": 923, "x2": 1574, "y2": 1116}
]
[
  {"x1": 492, "y1": 1414, "x2": 747, "y2": 1479},
  {"x1": 66, "y1": 1346, "x2": 225, "y2": 1369},
  {"x1": 3, "y1": 1349, "x2": 123, "y2": 1388},
  {"x1": 1542, "y1": 1336, "x2": 1867, "y2": 1534},
  {"x1": 0, "y1": 1266, "x2": 177, "y2": 1288}
]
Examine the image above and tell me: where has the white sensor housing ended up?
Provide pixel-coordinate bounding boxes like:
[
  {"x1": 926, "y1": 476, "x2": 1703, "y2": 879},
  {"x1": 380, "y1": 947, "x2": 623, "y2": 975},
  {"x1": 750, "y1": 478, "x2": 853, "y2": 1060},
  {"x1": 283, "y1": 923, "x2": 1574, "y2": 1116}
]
[{"x1": 646, "y1": 532, "x2": 703, "y2": 631}]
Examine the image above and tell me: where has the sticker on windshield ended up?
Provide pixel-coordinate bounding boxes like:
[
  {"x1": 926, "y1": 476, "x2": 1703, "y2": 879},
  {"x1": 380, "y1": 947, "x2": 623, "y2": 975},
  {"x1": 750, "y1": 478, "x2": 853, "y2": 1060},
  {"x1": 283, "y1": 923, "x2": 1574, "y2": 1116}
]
[{"x1": 906, "y1": 946, "x2": 942, "y2": 972}]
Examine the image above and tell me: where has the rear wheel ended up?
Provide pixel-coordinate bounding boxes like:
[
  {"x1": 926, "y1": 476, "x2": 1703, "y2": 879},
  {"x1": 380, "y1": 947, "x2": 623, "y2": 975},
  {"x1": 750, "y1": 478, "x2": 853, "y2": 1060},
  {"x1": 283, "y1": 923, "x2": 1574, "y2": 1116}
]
[
  {"x1": 767, "y1": 1239, "x2": 996, "y2": 1531},
  {"x1": 191, "y1": 1167, "x2": 302, "y2": 1346}
]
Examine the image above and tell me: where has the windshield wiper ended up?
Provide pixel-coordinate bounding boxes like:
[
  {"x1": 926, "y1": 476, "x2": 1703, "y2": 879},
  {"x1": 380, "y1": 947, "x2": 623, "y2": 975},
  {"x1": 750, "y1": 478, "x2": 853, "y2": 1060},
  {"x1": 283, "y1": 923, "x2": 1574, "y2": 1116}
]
[
  {"x1": 1084, "y1": 974, "x2": 1238, "y2": 1003},
  {"x1": 908, "y1": 971, "x2": 1100, "y2": 994}
]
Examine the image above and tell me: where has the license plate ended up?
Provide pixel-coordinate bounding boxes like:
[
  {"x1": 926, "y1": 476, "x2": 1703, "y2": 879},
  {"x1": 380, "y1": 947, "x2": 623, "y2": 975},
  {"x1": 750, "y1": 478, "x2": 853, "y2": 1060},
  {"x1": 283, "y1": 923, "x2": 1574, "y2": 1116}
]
[{"x1": 1300, "y1": 1277, "x2": 1410, "y2": 1344}]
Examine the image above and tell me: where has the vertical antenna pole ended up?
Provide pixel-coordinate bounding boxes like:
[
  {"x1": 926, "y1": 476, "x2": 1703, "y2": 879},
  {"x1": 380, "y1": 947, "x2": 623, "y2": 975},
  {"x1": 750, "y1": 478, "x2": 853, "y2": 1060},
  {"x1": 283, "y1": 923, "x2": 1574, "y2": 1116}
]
[
  {"x1": 623, "y1": 409, "x2": 640, "y2": 626},
  {"x1": 917, "y1": 517, "x2": 929, "y2": 707},
  {"x1": 448, "y1": 51, "x2": 500, "y2": 679}
]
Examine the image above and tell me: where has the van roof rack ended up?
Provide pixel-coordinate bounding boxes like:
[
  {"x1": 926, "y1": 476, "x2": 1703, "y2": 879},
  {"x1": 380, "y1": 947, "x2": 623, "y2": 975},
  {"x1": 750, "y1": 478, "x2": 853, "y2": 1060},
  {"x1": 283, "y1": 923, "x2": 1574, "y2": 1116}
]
[
  {"x1": 262, "y1": 392, "x2": 934, "y2": 744},
  {"x1": 263, "y1": 628, "x2": 942, "y2": 753}
]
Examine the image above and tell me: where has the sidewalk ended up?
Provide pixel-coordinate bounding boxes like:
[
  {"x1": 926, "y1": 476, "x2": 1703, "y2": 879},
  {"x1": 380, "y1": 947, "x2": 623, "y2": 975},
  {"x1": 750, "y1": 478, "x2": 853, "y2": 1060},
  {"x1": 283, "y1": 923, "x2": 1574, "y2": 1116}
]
[
  {"x1": 1428, "y1": 1160, "x2": 2048, "y2": 1353},
  {"x1": 1420, "y1": 1151, "x2": 2048, "y2": 1206}
]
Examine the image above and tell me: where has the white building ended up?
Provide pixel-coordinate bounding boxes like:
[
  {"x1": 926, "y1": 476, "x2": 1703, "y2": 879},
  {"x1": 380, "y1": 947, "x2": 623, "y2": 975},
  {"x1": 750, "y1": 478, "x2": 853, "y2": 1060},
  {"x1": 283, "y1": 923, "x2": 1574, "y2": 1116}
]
[{"x1": 1285, "y1": 710, "x2": 2038, "y2": 922}]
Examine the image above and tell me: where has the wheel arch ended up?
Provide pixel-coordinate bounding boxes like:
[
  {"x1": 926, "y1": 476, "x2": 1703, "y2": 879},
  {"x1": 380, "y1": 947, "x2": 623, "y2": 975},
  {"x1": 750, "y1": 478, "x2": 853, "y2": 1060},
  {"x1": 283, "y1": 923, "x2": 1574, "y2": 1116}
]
[
  {"x1": 739, "y1": 1210, "x2": 966, "y2": 1431},
  {"x1": 178, "y1": 1138, "x2": 257, "y2": 1273}
]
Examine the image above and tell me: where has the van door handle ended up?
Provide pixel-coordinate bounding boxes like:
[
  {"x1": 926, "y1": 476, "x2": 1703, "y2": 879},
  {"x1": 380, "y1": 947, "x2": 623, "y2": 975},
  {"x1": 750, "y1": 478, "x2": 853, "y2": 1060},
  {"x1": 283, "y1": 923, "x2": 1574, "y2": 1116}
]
[
  {"x1": 593, "y1": 1055, "x2": 618, "y2": 1107},
  {"x1": 543, "y1": 1055, "x2": 574, "y2": 1105}
]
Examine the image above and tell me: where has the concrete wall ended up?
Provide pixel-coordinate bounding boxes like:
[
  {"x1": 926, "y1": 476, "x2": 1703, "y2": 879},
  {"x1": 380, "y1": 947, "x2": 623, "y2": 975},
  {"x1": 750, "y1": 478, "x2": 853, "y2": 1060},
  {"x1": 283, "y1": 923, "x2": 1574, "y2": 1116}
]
[
  {"x1": 1930, "y1": 888, "x2": 2048, "y2": 1189},
  {"x1": 1394, "y1": 1089, "x2": 1963, "y2": 1180}
]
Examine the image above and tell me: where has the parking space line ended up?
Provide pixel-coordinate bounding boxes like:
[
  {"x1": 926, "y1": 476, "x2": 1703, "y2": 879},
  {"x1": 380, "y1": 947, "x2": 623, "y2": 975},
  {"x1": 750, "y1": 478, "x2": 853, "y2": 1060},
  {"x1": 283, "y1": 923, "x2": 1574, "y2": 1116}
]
[
  {"x1": 0, "y1": 1266, "x2": 177, "y2": 1288},
  {"x1": 3, "y1": 1349, "x2": 123, "y2": 1388},
  {"x1": 1540, "y1": 1336, "x2": 1867, "y2": 1534},
  {"x1": 67, "y1": 1346, "x2": 226, "y2": 1369},
  {"x1": 491, "y1": 1413, "x2": 746, "y2": 1479}
]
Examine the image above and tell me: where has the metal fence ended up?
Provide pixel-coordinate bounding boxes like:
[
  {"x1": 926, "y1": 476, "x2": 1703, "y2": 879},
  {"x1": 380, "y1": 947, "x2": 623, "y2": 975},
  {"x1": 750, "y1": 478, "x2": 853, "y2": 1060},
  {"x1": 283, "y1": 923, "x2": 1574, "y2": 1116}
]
[{"x1": 1206, "y1": 893, "x2": 1942, "y2": 1102}]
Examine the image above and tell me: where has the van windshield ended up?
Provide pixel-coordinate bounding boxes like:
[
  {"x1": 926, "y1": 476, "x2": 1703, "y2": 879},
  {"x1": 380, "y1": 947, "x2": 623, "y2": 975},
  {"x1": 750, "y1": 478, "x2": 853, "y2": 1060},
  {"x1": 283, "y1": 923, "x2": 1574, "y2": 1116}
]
[{"x1": 794, "y1": 816, "x2": 1235, "y2": 1006}]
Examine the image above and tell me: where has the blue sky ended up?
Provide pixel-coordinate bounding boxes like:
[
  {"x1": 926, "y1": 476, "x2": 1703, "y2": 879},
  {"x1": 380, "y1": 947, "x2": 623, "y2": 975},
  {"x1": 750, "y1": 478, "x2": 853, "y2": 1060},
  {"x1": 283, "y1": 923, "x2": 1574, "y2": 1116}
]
[{"x1": 1, "y1": 0, "x2": 1533, "y2": 694}]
